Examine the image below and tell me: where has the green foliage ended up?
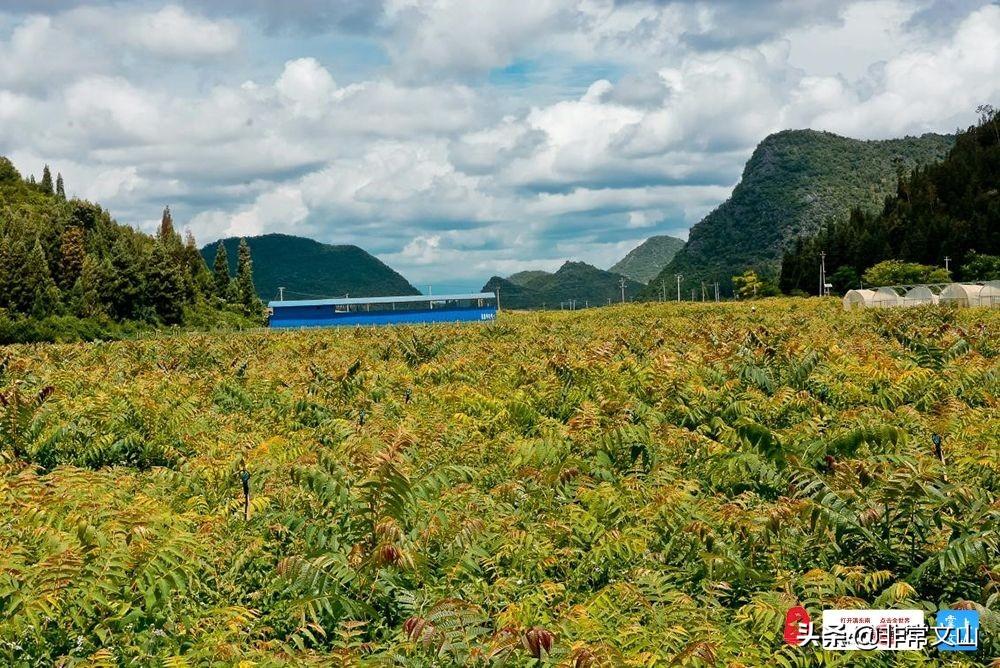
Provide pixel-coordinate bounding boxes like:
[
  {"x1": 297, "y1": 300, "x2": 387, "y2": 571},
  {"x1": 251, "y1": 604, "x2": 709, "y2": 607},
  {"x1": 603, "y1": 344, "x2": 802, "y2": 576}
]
[
  {"x1": 648, "y1": 129, "x2": 954, "y2": 296},
  {"x1": 0, "y1": 161, "x2": 250, "y2": 342},
  {"x1": 482, "y1": 261, "x2": 644, "y2": 309},
  {"x1": 211, "y1": 240, "x2": 231, "y2": 298},
  {"x1": 0, "y1": 300, "x2": 996, "y2": 664},
  {"x1": 732, "y1": 269, "x2": 779, "y2": 299},
  {"x1": 962, "y1": 251, "x2": 1000, "y2": 281},
  {"x1": 201, "y1": 234, "x2": 419, "y2": 301},
  {"x1": 610, "y1": 234, "x2": 685, "y2": 284},
  {"x1": 235, "y1": 238, "x2": 263, "y2": 317},
  {"x1": 861, "y1": 260, "x2": 951, "y2": 286},
  {"x1": 781, "y1": 107, "x2": 1000, "y2": 293}
]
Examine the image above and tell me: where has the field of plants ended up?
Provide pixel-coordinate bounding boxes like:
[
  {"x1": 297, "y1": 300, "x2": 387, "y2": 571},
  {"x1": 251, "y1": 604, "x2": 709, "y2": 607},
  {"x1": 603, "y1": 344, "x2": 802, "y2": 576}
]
[{"x1": 0, "y1": 299, "x2": 998, "y2": 666}]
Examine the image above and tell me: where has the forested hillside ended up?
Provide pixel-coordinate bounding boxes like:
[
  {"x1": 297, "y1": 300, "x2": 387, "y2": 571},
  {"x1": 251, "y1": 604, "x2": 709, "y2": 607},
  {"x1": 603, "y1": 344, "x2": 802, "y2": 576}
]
[
  {"x1": 645, "y1": 130, "x2": 954, "y2": 296},
  {"x1": 483, "y1": 261, "x2": 643, "y2": 308},
  {"x1": 202, "y1": 234, "x2": 419, "y2": 301},
  {"x1": 610, "y1": 234, "x2": 684, "y2": 283},
  {"x1": 780, "y1": 106, "x2": 1000, "y2": 293},
  {"x1": 0, "y1": 158, "x2": 259, "y2": 342}
]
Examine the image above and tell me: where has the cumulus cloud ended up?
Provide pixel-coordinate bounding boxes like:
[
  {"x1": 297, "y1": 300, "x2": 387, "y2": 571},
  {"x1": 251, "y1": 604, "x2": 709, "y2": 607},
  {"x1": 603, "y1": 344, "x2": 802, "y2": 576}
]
[{"x1": 0, "y1": 0, "x2": 997, "y2": 285}]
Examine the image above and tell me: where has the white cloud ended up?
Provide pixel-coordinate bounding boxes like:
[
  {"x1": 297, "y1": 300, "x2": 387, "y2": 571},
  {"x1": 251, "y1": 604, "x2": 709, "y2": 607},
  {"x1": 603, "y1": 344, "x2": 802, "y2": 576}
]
[
  {"x1": 120, "y1": 5, "x2": 240, "y2": 58},
  {"x1": 0, "y1": 0, "x2": 997, "y2": 287}
]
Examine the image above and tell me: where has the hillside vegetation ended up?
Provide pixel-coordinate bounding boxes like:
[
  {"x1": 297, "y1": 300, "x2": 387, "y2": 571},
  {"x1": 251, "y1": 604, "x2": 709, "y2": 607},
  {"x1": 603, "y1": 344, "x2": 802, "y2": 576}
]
[
  {"x1": 1, "y1": 300, "x2": 997, "y2": 665},
  {"x1": 781, "y1": 106, "x2": 1000, "y2": 293},
  {"x1": 483, "y1": 261, "x2": 643, "y2": 309},
  {"x1": 203, "y1": 234, "x2": 419, "y2": 301},
  {"x1": 646, "y1": 130, "x2": 954, "y2": 296},
  {"x1": 610, "y1": 234, "x2": 685, "y2": 284},
  {"x1": 0, "y1": 158, "x2": 257, "y2": 343}
]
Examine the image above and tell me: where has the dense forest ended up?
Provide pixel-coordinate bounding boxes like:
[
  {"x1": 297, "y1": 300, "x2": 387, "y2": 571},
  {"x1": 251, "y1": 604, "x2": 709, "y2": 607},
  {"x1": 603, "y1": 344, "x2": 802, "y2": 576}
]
[
  {"x1": 0, "y1": 158, "x2": 261, "y2": 342},
  {"x1": 646, "y1": 130, "x2": 954, "y2": 297},
  {"x1": 780, "y1": 106, "x2": 1000, "y2": 293}
]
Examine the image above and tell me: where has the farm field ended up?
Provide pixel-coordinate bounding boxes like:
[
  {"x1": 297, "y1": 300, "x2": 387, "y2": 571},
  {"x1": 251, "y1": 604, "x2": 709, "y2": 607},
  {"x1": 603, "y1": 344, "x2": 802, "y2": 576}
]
[{"x1": 1, "y1": 299, "x2": 998, "y2": 666}]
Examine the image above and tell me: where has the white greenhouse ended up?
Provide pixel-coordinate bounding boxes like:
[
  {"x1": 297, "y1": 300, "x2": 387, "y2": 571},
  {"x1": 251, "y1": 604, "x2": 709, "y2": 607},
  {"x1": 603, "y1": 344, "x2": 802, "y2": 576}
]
[
  {"x1": 902, "y1": 285, "x2": 939, "y2": 306},
  {"x1": 979, "y1": 282, "x2": 1000, "y2": 307},
  {"x1": 843, "y1": 289, "x2": 877, "y2": 310},
  {"x1": 871, "y1": 287, "x2": 904, "y2": 308},
  {"x1": 939, "y1": 283, "x2": 983, "y2": 307}
]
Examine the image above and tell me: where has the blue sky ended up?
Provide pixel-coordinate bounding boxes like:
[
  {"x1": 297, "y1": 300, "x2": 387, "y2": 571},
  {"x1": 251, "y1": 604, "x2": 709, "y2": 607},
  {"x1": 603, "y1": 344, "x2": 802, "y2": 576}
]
[{"x1": 0, "y1": 0, "x2": 998, "y2": 288}]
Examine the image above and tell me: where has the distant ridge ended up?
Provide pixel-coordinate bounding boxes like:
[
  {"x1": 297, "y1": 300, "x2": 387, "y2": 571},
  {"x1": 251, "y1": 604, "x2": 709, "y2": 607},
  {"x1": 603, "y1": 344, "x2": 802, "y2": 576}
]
[
  {"x1": 644, "y1": 129, "x2": 954, "y2": 295},
  {"x1": 610, "y1": 235, "x2": 685, "y2": 283},
  {"x1": 201, "y1": 233, "x2": 419, "y2": 300},
  {"x1": 483, "y1": 261, "x2": 643, "y2": 309}
]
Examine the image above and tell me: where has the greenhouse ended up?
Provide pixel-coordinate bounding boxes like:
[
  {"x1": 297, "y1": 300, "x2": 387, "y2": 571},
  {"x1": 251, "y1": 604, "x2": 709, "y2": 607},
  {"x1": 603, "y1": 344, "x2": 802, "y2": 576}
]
[
  {"x1": 939, "y1": 283, "x2": 983, "y2": 307},
  {"x1": 843, "y1": 289, "x2": 876, "y2": 310},
  {"x1": 902, "y1": 285, "x2": 939, "y2": 306},
  {"x1": 871, "y1": 287, "x2": 903, "y2": 308},
  {"x1": 979, "y1": 282, "x2": 1000, "y2": 307}
]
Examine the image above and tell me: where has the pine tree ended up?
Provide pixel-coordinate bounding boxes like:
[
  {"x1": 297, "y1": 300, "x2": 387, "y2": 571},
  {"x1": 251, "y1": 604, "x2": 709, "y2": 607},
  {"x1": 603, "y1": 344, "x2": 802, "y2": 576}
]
[
  {"x1": 69, "y1": 256, "x2": 105, "y2": 317},
  {"x1": 55, "y1": 173, "x2": 66, "y2": 200},
  {"x1": 25, "y1": 238, "x2": 61, "y2": 317},
  {"x1": 235, "y1": 238, "x2": 262, "y2": 316},
  {"x1": 146, "y1": 244, "x2": 186, "y2": 324},
  {"x1": 212, "y1": 240, "x2": 231, "y2": 299},
  {"x1": 158, "y1": 206, "x2": 176, "y2": 243},
  {"x1": 58, "y1": 226, "x2": 86, "y2": 291},
  {"x1": 40, "y1": 165, "x2": 53, "y2": 195}
]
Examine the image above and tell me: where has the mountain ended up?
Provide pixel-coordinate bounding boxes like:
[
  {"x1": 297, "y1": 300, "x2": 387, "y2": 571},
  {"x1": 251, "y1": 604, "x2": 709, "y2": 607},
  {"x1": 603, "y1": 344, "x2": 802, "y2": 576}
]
[
  {"x1": 507, "y1": 270, "x2": 551, "y2": 286},
  {"x1": 610, "y1": 234, "x2": 685, "y2": 283},
  {"x1": 482, "y1": 261, "x2": 643, "y2": 309},
  {"x1": 201, "y1": 234, "x2": 419, "y2": 301},
  {"x1": 779, "y1": 107, "x2": 1000, "y2": 293},
  {"x1": 644, "y1": 129, "x2": 954, "y2": 296}
]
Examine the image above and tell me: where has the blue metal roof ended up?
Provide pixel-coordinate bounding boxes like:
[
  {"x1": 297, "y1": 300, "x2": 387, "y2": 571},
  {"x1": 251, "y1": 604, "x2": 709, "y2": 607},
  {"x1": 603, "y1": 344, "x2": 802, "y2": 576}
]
[{"x1": 268, "y1": 292, "x2": 495, "y2": 308}]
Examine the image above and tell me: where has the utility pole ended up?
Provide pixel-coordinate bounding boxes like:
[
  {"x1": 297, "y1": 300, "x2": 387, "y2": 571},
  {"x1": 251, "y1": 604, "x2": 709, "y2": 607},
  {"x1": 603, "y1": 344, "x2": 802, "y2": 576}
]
[
  {"x1": 495, "y1": 288, "x2": 501, "y2": 312},
  {"x1": 714, "y1": 282, "x2": 720, "y2": 302},
  {"x1": 701, "y1": 282, "x2": 706, "y2": 301},
  {"x1": 675, "y1": 274, "x2": 683, "y2": 302},
  {"x1": 660, "y1": 278, "x2": 667, "y2": 302},
  {"x1": 619, "y1": 277, "x2": 626, "y2": 303},
  {"x1": 278, "y1": 286, "x2": 285, "y2": 301},
  {"x1": 944, "y1": 256, "x2": 951, "y2": 273},
  {"x1": 819, "y1": 251, "x2": 826, "y2": 297}
]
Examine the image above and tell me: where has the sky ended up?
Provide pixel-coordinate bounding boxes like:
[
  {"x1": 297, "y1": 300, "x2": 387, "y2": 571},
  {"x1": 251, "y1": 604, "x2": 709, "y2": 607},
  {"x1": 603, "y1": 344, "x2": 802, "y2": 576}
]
[{"x1": 1, "y1": 0, "x2": 998, "y2": 291}]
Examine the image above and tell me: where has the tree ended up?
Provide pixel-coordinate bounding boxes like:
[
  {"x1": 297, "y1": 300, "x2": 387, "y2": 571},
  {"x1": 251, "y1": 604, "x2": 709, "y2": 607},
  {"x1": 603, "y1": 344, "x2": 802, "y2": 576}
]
[
  {"x1": 58, "y1": 226, "x2": 87, "y2": 291},
  {"x1": 158, "y1": 206, "x2": 177, "y2": 243},
  {"x1": 234, "y1": 238, "x2": 262, "y2": 316},
  {"x1": 960, "y1": 251, "x2": 1000, "y2": 281},
  {"x1": 25, "y1": 238, "x2": 61, "y2": 317},
  {"x1": 862, "y1": 260, "x2": 950, "y2": 287},
  {"x1": 55, "y1": 173, "x2": 66, "y2": 200},
  {"x1": 733, "y1": 270, "x2": 763, "y2": 299},
  {"x1": 145, "y1": 244, "x2": 186, "y2": 324},
  {"x1": 212, "y1": 241, "x2": 231, "y2": 299},
  {"x1": 829, "y1": 266, "x2": 860, "y2": 293},
  {"x1": 40, "y1": 165, "x2": 53, "y2": 195}
]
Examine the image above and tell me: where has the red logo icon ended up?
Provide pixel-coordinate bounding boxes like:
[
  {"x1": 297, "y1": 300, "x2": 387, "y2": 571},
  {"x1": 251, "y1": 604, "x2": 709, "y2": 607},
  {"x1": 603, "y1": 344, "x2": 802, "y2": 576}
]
[{"x1": 784, "y1": 606, "x2": 811, "y2": 645}]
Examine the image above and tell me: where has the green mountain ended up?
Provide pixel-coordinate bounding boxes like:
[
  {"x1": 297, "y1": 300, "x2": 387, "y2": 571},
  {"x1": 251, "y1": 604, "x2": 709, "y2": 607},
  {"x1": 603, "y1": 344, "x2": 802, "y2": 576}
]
[
  {"x1": 201, "y1": 234, "x2": 418, "y2": 301},
  {"x1": 610, "y1": 234, "x2": 685, "y2": 283},
  {"x1": 644, "y1": 129, "x2": 954, "y2": 296},
  {"x1": 483, "y1": 261, "x2": 643, "y2": 309},
  {"x1": 780, "y1": 108, "x2": 1000, "y2": 292},
  {"x1": 507, "y1": 270, "x2": 551, "y2": 286}
]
